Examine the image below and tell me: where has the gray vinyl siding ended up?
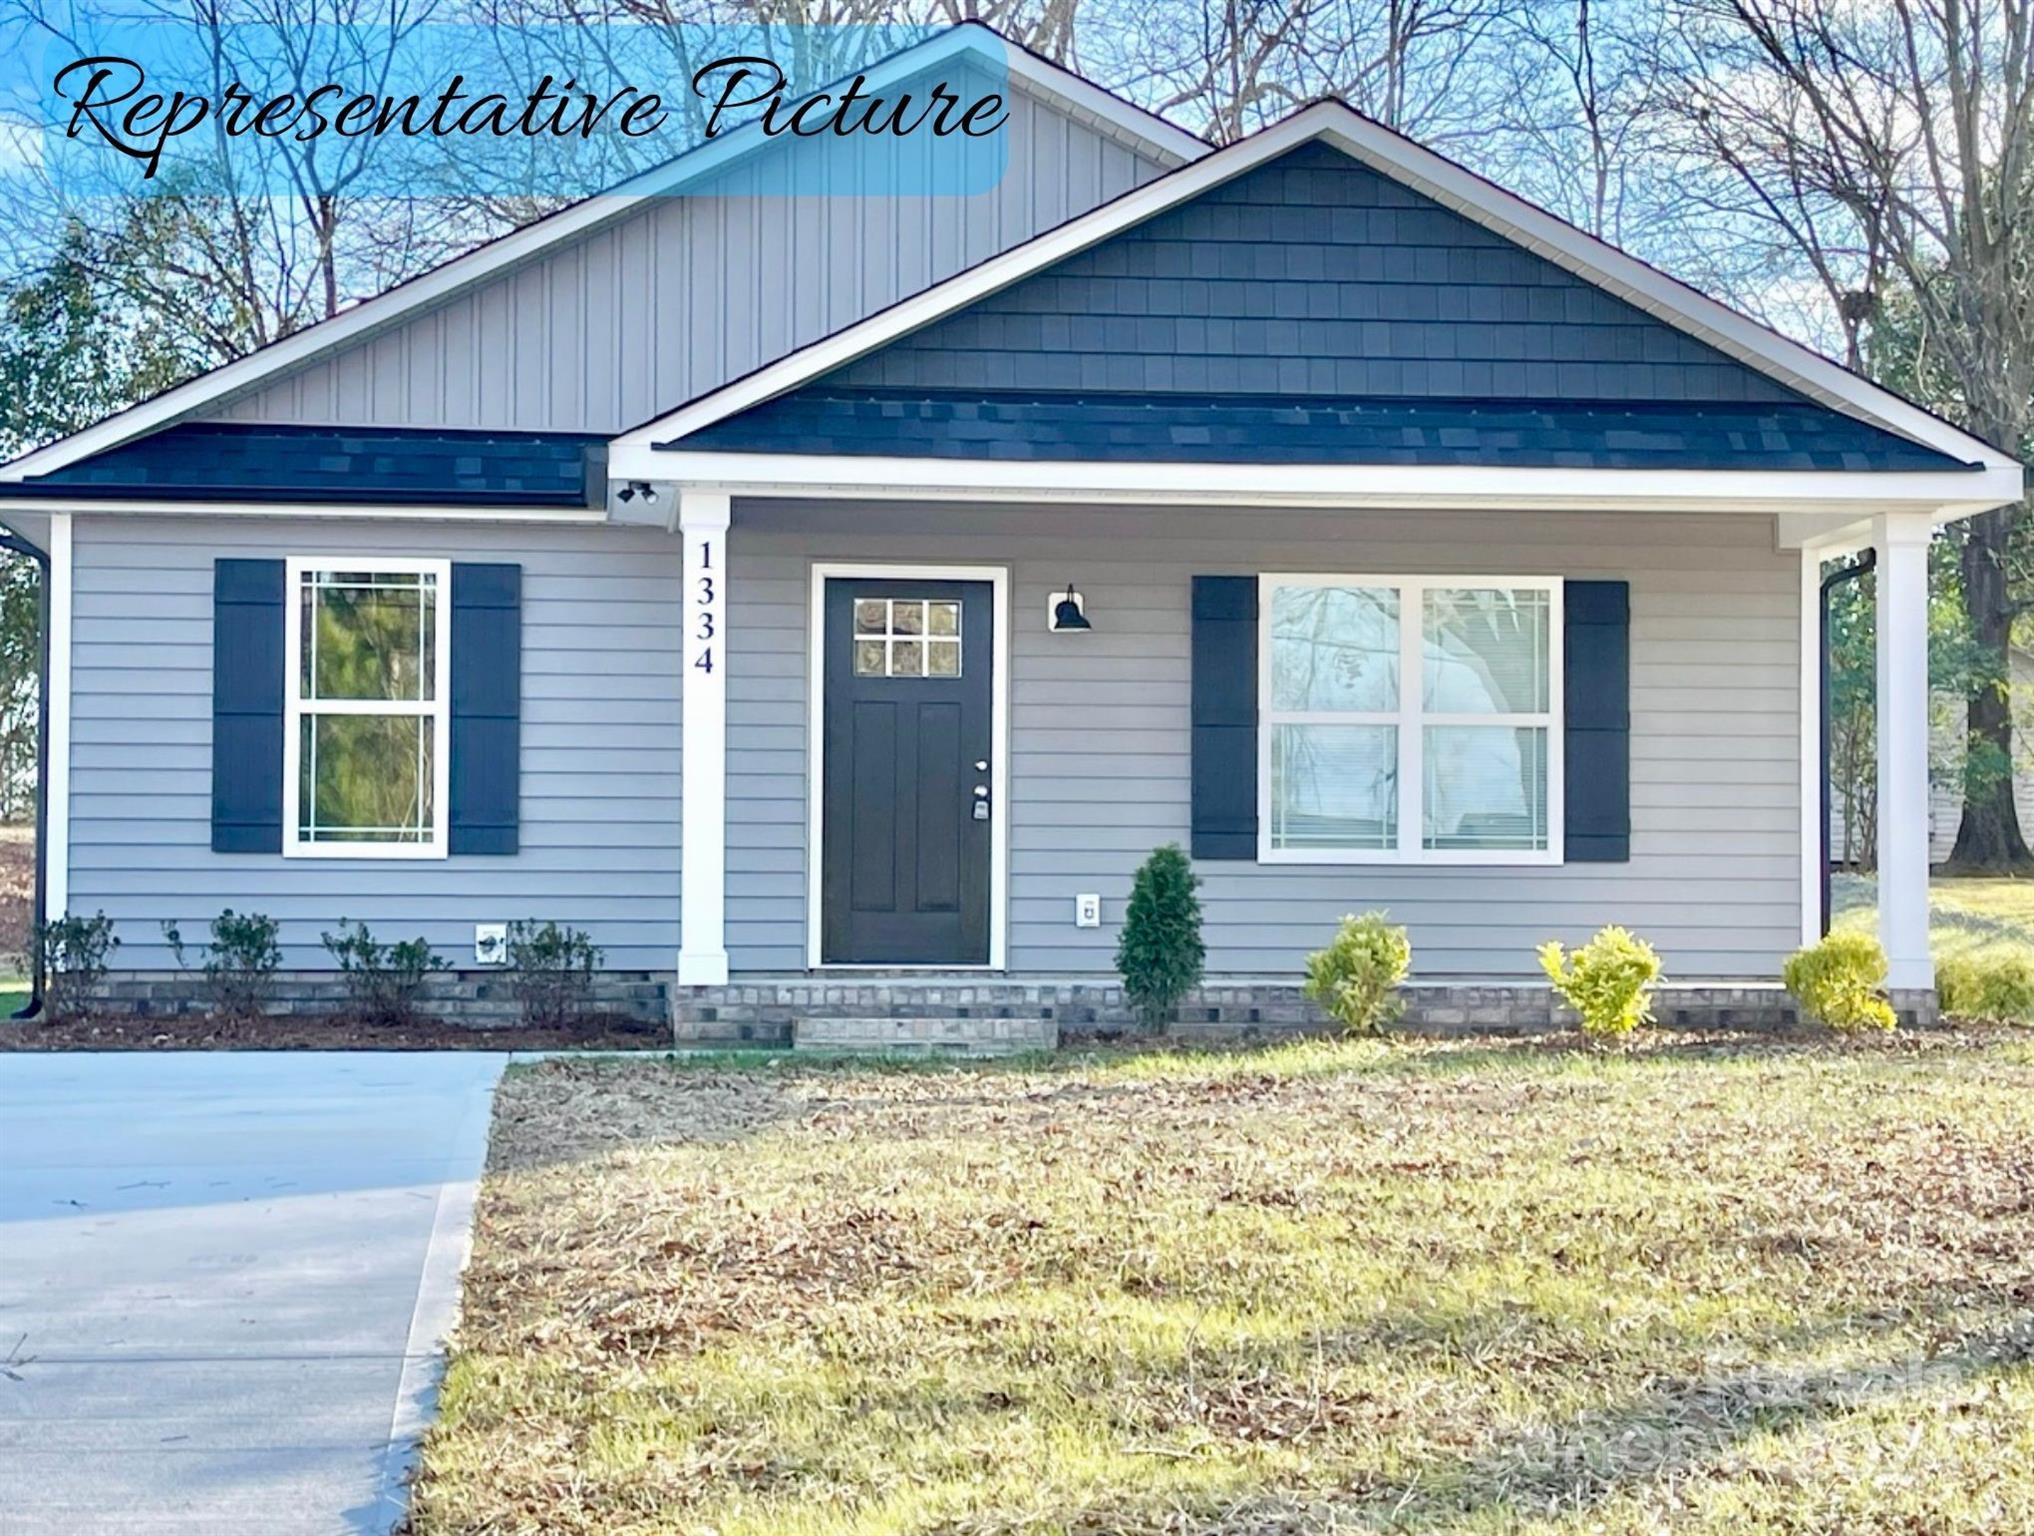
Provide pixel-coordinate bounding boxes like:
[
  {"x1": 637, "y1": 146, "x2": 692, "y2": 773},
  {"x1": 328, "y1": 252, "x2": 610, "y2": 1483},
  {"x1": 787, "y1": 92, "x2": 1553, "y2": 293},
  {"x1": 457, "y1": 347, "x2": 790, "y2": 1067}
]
[
  {"x1": 207, "y1": 79, "x2": 1179, "y2": 435},
  {"x1": 67, "y1": 515, "x2": 682, "y2": 970},
  {"x1": 728, "y1": 502, "x2": 1803, "y2": 980}
]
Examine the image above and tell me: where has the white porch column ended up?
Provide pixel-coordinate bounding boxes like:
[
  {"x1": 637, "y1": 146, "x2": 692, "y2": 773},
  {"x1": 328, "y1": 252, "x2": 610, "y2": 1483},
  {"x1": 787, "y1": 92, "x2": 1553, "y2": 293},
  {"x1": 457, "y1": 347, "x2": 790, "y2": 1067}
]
[
  {"x1": 678, "y1": 490, "x2": 731, "y2": 986},
  {"x1": 1874, "y1": 511, "x2": 1934, "y2": 991}
]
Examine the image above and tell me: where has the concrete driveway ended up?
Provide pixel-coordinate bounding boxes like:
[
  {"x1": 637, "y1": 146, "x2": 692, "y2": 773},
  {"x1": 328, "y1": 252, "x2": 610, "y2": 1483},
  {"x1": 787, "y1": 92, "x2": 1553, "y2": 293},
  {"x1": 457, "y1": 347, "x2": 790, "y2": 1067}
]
[{"x1": 0, "y1": 1051, "x2": 505, "y2": 1535}]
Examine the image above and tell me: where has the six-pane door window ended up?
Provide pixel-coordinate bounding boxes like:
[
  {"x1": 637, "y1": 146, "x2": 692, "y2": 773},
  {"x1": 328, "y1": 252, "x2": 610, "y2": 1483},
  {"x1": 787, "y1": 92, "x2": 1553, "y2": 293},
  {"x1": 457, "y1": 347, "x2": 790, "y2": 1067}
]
[
  {"x1": 284, "y1": 559, "x2": 451, "y2": 857},
  {"x1": 1262, "y1": 576, "x2": 1560, "y2": 863}
]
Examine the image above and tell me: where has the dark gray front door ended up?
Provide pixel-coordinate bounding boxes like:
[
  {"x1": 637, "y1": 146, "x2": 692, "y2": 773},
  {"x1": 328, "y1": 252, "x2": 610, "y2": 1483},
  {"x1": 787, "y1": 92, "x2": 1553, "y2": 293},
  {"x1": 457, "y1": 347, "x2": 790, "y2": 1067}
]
[{"x1": 822, "y1": 577, "x2": 993, "y2": 965}]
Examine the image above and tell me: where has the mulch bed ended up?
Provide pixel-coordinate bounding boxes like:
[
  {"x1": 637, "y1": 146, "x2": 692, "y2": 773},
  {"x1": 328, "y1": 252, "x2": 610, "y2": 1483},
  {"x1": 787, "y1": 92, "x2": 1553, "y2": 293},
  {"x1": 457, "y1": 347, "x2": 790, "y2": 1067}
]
[{"x1": 0, "y1": 1012, "x2": 676, "y2": 1051}]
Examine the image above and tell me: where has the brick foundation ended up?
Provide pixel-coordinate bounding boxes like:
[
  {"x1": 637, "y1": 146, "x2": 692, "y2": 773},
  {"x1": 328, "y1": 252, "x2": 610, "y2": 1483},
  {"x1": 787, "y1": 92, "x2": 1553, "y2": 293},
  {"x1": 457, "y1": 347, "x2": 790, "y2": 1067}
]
[
  {"x1": 87, "y1": 969, "x2": 672, "y2": 1026},
  {"x1": 76, "y1": 971, "x2": 1938, "y2": 1040},
  {"x1": 671, "y1": 976, "x2": 1942, "y2": 1044}
]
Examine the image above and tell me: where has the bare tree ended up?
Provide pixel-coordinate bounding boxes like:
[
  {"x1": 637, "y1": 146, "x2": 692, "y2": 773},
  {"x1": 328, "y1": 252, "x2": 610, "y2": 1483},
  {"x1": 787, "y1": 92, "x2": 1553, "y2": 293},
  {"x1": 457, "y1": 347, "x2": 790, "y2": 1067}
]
[
  {"x1": 1084, "y1": 0, "x2": 1528, "y2": 145},
  {"x1": 1658, "y1": 0, "x2": 2034, "y2": 870},
  {"x1": 1485, "y1": 0, "x2": 1677, "y2": 244},
  {"x1": 0, "y1": 0, "x2": 480, "y2": 363}
]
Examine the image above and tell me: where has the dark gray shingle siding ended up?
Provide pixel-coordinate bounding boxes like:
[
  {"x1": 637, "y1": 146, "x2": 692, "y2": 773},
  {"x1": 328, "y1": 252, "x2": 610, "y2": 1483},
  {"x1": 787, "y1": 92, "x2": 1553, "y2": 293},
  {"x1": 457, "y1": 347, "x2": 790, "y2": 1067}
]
[{"x1": 823, "y1": 143, "x2": 1807, "y2": 403}]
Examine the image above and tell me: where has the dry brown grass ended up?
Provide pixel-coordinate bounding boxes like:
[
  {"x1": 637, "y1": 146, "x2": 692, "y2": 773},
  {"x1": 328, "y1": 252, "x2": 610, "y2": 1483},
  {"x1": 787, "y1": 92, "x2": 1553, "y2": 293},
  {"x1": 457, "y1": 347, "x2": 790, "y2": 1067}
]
[{"x1": 409, "y1": 1033, "x2": 2034, "y2": 1535}]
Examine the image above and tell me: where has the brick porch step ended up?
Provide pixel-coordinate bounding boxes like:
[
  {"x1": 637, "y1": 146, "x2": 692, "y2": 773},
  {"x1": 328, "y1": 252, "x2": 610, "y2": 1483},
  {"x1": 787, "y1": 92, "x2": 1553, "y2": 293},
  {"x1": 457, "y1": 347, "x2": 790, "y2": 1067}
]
[{"x1": 792, "y1": 1015, "x2": 1059, "y2": 1056}]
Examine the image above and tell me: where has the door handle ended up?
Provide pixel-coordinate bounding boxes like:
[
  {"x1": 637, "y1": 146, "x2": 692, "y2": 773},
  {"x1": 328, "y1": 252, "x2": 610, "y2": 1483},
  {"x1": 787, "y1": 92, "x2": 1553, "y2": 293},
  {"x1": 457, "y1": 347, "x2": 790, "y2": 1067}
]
[{"x1": 972, "y1": 783, "x2": 991, "y2": 821}]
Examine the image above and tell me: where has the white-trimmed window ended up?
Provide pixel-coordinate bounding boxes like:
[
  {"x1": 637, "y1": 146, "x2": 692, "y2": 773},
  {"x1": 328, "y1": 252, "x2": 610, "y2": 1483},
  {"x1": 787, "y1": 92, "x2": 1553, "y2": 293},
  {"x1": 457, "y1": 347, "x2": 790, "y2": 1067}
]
[
  {"x1": 283, "y1": 557, "x2": 451, "y2": 858},
  {"x1": 1259, "y1": 575, "x2": 1562, "y2": 865}
]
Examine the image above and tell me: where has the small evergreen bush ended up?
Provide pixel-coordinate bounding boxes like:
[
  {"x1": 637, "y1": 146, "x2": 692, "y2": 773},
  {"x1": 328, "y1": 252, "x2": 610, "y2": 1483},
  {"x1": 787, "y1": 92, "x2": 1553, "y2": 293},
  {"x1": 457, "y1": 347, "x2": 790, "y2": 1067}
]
[
  {"x1": 506, "y1": 919, "x2": 603, "y2": 1025},
  {"x1": 1538, "y1": 925, "x2": 1663, "y2": 1041},
  {"x1": 164, "y1": 909, "x2": 282, "y2": 1018},
  {"x1": 1303, "y1": 911, "x2": 1411, "y2": 1035},
  {"x1": 1937, "y1": 953, "x2": 2034, "y2": 1023},
  {"x1": 1782, "y1": 931, "x2": 1897, "y2": 1033},
  {"x1": 1114, "y1": 843, "x2": 1204, "y2": 1029},
  {"x1": 321, "y1": 920, "x2": 448, "y2": 1026},
  {"x1": 37, "y1": 911, "x2": 117, "y2": 1021}
]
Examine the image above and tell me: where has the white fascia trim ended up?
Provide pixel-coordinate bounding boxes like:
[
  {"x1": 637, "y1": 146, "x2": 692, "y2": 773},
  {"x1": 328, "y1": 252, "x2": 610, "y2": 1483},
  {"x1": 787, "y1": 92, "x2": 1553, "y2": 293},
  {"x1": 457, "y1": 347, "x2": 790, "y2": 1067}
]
[
  {"x1": 612, "y1": 447, "x2": 2027, "y2": 515},
  {"x1": 45, "y1": 513, "x2": 71, "y2": 918},
  {"x1": 619, "y1": 99, "x2": 2014, "y2": 473},
  {"x1": 0, "y1": 27, "x2": 1203, "y2": 487},
  {"x1": 0, "y1": 498, "x2": 609, "y2": 524}
]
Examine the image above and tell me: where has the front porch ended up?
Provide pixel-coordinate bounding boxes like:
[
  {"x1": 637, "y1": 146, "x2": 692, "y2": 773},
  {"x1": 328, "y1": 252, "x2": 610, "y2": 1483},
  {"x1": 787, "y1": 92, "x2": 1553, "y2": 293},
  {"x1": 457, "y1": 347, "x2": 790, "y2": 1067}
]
[{"x1": 648, "y1": 491, "x2": 1955, "y2": 1019}]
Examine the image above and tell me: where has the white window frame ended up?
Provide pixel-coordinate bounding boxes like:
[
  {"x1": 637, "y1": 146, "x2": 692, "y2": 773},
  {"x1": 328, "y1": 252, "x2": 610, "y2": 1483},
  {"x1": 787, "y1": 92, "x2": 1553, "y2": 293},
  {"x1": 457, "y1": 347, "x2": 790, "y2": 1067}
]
[
  {"x1": 282, "y1": 555, "x2": 453, "y2": 860},
  {"x1": 1257, "y1": 573, "x2": 1564, "y2": 867}
]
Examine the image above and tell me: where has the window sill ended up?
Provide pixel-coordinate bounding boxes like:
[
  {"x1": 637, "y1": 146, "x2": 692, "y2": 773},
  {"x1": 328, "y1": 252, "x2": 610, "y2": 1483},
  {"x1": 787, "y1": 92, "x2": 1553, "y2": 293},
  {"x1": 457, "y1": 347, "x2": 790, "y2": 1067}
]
[
  {"x1": 282, "y1": 841, "x2": 449, "y2": 860},
  {"x1": 1255, "y1": 846, "x2": 1563, "y2": 867}
]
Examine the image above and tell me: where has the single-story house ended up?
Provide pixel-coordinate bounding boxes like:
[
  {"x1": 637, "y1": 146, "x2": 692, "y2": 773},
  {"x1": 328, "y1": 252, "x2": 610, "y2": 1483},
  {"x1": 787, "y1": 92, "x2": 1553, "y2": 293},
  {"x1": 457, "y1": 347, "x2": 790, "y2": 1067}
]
[{"x1": 1, "y1": 25, "x2": 2017, "y2": 1037}]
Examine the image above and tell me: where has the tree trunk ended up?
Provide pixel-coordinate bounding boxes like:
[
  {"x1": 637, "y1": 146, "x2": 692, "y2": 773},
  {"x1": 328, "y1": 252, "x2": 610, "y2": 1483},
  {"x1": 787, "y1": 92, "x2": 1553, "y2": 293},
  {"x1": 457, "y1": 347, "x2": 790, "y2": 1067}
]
[{"x1": 1945, "y1": 504, "x2": 2034, "y2": 872}]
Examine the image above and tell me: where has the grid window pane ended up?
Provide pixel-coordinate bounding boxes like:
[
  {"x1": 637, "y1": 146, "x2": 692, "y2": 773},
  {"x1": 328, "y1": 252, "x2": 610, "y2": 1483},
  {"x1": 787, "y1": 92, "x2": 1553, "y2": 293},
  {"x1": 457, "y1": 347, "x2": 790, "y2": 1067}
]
[
  {"x1": 1423, "y1": 587, "x2": 1550, "y2": 714},
  {"x1": 300, "y1": 570, "x2": 435, "y2": 702},
  {"x1": 1270, "y1": 723, "x2": 1397, "y2": 851},
  {"x1": 1270, "y1": 584, "x2": 1399, "y2": 712},
  {"x1": 299, "y1": 714, "x2": 434, "y2": 843},
  {"x1": 846, "y1": 596, "x2": 962, "y2": 677},
  {"x1": 1423, "y1": 725, "x2": 1548, "y2": 850}
]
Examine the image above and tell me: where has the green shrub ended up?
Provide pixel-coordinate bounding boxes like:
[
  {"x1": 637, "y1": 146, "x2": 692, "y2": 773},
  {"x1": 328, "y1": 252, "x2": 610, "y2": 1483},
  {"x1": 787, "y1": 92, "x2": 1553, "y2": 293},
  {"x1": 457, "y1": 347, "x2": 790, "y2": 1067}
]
[
  {"x1": 1114, "y1": 843, "x2": 1205, "y2": 1029},
  {"x1": 1303, "y1": 911, "x2": 1412, "y2": 1036},
  {"x1": 164, "y1": 910, "x2": 282, "y2": 1019},
  {"x1": 1935, "y1": 954, "x2": 2034, "y2": 1023},
  {"x1": 1538, "y1": 925, "x2": 1663, "y2": 1041},
  {"x1": 506, "y1": 919, "x2": 603, "y2": 1026},
  {"x1": 1782, "y1": 931, "x2": 1897, "y2": 1033},
  {"x1": 37, "y1": 912, "x2": 117, "y2": 1021},
  {"x1": 321, "y1": 920, "x2": 448, "y2": 1026}
]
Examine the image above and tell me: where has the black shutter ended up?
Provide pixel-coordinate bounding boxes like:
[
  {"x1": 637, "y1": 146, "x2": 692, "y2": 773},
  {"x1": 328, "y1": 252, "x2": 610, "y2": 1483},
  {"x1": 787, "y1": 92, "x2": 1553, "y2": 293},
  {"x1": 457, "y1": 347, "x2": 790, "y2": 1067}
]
[
  {"x1": 212, "y1": 559, "x2": 285, "y2": 853},
  {"x1": 449, "y1": 562, "x2": 521, "y2": 855},
  {"x1": 1191, "y1": 576, "x2": 1258, "y2": 859},
  {"x1": 1565, "y1": 580, "x2": 1630, "y2": 863}
]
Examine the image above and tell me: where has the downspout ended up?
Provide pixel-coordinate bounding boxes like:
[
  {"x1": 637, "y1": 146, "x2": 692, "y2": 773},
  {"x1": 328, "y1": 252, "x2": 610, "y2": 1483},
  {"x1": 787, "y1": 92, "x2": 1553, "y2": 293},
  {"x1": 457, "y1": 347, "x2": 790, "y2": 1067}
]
[
  {"x1": 1820, "y1": 548, "x2": 1878, "y2": 936},
  {"x1": 0, "y1": 526, "x2": 46, "y2": 1017}
]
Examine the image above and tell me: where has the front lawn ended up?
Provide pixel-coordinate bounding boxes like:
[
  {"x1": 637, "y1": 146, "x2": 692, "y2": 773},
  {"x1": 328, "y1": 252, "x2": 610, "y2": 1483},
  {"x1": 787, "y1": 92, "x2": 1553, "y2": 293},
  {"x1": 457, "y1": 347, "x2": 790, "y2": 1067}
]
[
  {"x1": 410, "y1": 1038, "x2": 2034, "y2": 1535},
  {"x1": 1836, "y1": 872, "x2": 2034, "y2": 966}
]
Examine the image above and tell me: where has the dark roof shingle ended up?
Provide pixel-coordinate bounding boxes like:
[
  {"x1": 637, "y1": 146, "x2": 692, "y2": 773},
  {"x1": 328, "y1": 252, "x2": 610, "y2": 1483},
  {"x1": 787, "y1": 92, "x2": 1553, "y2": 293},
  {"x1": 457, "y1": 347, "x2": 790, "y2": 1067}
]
[
  {"x1": 14, "y1": 423, "x2": 608, "y2": 506},
  {"x1": 671, "y1": 389, "x2": 1972, "y2": 471}
]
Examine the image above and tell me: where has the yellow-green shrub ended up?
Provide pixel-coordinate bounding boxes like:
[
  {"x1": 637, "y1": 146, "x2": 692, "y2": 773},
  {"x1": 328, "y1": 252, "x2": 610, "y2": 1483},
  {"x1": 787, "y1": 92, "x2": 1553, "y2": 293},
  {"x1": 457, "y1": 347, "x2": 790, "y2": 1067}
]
[
  {"x1": 1782, "y1": 931, "x2": 1896, "y2": 1032},
  {"x1": 1538, "y1": 925, "x2": 1662, "y2": 1040},
  {"x1": 1936, "y1": 953, "x2": 2034, "y2": 1023},
  {"x1": 1303, "y1": 912, "x2": 1412, "y2": 1035}
]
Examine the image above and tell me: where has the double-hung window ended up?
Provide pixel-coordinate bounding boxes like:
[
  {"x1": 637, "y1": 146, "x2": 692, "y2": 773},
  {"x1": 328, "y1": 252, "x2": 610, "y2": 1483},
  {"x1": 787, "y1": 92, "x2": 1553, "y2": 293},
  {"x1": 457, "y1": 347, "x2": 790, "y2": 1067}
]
[
  {"x1": 283, "y1": 557, "x2": 452, "y2": 858},
  {"x1": 1260, "y1": 575, "x2": 1562, "y2": 864}
]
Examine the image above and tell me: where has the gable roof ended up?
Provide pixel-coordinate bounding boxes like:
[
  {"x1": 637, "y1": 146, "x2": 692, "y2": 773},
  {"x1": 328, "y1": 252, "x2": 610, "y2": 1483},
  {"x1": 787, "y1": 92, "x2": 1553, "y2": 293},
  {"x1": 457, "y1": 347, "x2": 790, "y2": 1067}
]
[
  {"x1": 624, "y1": 99, "x2": 2015, "y2": 475},
  {"x1": 0, "y1": 24, "x2": 1206, "y2": 486}
]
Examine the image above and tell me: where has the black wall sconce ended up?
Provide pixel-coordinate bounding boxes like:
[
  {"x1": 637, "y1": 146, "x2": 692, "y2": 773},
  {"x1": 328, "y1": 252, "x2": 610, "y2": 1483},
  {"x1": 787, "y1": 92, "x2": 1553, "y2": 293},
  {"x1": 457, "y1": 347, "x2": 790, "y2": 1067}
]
[{"x1": 1049, "y1": 584, "x2": 1092, "y2": 632}]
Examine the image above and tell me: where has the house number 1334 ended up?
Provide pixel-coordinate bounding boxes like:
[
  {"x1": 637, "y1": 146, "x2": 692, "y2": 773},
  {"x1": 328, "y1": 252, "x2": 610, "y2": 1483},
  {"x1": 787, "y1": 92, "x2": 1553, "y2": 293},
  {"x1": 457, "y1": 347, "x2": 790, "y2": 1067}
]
[{"x1": 693, "y1": 539, "x2": 718, "y2": 673}]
